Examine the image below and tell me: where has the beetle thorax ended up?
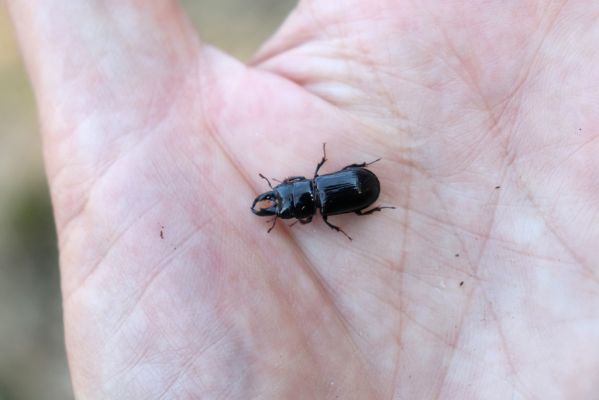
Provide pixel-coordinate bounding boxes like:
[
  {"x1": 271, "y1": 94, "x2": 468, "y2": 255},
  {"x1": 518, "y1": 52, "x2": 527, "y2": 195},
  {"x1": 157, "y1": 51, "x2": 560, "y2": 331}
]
[{"x1": 276, "y1": 180, "x2": 315, "y2": 219}]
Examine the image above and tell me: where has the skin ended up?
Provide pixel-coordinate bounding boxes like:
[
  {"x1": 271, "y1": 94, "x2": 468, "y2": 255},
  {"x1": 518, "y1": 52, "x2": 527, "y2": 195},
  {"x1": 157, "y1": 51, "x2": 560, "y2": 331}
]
[{"x1": 7, "y1": 0, "x2": 599, "y2": 398}]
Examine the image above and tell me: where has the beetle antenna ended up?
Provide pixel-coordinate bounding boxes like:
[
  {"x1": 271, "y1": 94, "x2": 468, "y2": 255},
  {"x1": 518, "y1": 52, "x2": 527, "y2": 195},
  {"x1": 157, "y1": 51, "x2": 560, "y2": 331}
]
[{"x1": 259, "y1": 173, "x2": 273, "y2": 189}]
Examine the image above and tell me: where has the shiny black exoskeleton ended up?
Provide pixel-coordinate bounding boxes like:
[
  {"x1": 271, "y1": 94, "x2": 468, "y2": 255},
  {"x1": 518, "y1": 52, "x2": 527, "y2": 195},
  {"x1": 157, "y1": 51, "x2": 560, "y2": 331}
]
[{"x1": 251, "y1": 144, "x2": 394, "y2": 240}]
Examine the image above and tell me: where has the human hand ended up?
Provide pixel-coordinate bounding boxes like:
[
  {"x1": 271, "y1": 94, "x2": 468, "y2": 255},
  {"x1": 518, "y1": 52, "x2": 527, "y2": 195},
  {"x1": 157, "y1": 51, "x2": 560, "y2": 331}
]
[{"x1": 8, "y1": 1, "x2": 599, "y2": 398}]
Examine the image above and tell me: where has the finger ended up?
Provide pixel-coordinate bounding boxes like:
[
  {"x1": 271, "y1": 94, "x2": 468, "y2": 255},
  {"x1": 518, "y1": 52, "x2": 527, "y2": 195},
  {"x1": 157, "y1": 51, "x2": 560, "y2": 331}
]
[
  {"x1": 8, "y1": 0, "x2": 206, "y2": 174},
  {"x1": 5, "y1": 1, "x2": 214, "y2": 230},
  {"x1": 6, "y1": 0, "x2": 201, "y2": 136}
]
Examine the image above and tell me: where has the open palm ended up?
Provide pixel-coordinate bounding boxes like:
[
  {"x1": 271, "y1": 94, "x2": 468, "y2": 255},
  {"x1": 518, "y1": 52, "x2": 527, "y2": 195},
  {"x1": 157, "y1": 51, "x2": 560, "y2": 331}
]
[{"x1": 9, "y1": 1, "x2": 599, "y2": 398}]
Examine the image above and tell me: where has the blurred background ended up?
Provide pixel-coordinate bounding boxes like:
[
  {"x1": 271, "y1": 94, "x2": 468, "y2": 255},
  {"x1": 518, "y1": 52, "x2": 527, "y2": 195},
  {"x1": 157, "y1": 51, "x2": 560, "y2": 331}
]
[{"x1": 0, "y1": 1, "x2": 295, "y2": 398}]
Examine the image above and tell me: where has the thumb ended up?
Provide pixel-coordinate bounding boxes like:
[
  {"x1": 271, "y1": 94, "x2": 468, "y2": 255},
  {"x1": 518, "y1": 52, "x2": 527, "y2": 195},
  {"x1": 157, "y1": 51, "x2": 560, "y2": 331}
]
[
  {"x1": 7, "y1": 0, "x2": 200, "y2": 130},
  {"x1": 6, "y1": 1, "x2": 205, "y2": 229}
]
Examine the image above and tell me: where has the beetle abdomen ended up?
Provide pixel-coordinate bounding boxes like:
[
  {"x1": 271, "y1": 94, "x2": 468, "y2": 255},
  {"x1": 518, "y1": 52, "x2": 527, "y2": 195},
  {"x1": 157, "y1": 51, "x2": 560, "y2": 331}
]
[{"x1": 315, "y1": 168, "x2": 380, "y2": 215}]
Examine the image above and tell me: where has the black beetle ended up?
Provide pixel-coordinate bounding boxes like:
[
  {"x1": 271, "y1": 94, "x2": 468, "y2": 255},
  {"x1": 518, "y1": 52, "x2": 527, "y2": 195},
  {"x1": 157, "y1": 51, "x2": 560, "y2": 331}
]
[{"x1": 251, "y1": 144, "x2": 394, "y2": 240}]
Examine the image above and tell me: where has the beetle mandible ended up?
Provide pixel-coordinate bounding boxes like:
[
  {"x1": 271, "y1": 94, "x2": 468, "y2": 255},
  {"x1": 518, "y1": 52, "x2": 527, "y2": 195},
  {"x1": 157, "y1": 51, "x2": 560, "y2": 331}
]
[{"x1": 251, "y1": 144, "x2": 394, "y2": 240}]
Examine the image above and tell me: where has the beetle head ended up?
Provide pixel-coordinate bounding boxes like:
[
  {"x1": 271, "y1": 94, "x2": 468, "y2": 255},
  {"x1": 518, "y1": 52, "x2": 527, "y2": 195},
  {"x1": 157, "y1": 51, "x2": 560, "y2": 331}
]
[{"x1": 251, "y1": 191, "x2": 278, "y2": 216}]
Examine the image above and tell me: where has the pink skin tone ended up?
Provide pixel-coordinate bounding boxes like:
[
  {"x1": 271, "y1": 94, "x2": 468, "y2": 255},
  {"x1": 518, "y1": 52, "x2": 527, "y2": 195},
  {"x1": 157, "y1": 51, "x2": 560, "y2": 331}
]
[{"x1": 7, "y1": 0, "x2": 599, "y2": 398}]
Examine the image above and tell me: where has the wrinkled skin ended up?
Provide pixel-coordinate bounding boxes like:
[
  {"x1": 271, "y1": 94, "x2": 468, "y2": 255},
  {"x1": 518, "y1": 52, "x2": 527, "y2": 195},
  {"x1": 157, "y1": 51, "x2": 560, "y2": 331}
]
[{"x1": 8, "y1": 1, "x2": 599, "y2": 398}]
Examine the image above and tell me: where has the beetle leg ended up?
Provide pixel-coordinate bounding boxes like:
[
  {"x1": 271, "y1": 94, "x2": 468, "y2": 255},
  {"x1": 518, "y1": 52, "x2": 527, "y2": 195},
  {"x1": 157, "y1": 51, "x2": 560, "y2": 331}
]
[
  {"x1": 298, "y1": 217, "x2": 313, "y2": 225},
  {"x1": 259, "y1": 173, "x2": 274, "y2": 189},
  {"x1": 355, "y1": 206, "x2": 396, "y2": 215},
  {"x1": 267, "y1": 216, "x2": 278, "y2": 233},
  {"x1": 314, "y1": 142, "x2": 328, "y2": 177},
  {"x1": 289, "y1": 217, "x2": 313, "y2": 228},
  {"x1": 300, "y1": 217, "x2": 313, "y2": 224},
  {"x1": 342, "y1": 158, "x2": 381, "y2": 170},
  {"x1": 283, "y1": 176, "x2": 306, "y2": 183},
  {"x1": 322, "y1": 215, "x2": 352, "y2": 241}
]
